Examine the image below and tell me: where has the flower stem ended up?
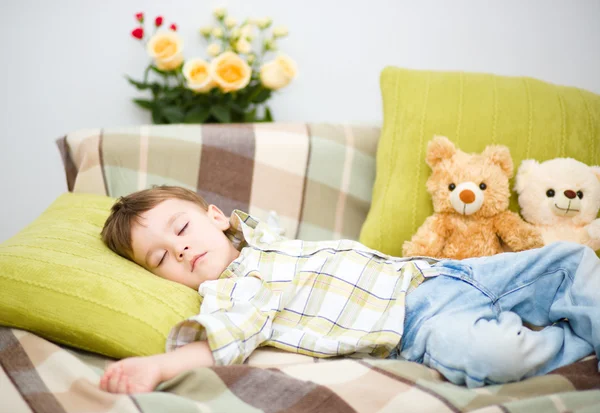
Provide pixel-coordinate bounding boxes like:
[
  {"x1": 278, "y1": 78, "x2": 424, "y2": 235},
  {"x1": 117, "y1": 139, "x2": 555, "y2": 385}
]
[{"x1": 143, "y1": 64, "x2": 152, "y2": 84}]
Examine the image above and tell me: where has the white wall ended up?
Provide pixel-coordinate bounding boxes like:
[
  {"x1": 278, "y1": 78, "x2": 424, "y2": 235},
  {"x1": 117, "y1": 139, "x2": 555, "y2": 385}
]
[{"x1": 1, "y1": 0, "x2": 599, "y2": 241}]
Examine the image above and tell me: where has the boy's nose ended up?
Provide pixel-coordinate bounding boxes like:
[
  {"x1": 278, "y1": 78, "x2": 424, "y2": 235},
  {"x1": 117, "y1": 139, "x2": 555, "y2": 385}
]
[{"x1": 178, "y1": 246, "x2": 189, "y2": 259}]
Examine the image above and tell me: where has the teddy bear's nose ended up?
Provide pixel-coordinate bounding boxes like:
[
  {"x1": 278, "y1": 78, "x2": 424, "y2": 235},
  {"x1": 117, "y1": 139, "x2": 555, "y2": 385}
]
[
  {"x1": 459, "y1": 189, "x2": 476, "y2": 204},
  {"x1": 564, "y1": 190, "x2": 576, "y2": 199}
]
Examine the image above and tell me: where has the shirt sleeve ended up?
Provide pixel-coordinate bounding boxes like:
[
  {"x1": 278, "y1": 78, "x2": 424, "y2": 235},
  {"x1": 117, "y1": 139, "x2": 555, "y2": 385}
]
[{"x1": 166, "y1": 273, "x2": 278, "y2": 366}]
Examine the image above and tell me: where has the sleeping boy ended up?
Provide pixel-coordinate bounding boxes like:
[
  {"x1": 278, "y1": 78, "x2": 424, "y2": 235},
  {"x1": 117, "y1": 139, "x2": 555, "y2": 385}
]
[{"x1": 99, "y1": 185, "x2": 600, "y2": 393}]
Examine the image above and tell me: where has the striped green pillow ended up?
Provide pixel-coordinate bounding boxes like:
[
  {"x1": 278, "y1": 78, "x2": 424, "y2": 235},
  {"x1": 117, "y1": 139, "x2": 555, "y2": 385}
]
[{"x1": 0, "y1": 193, "x2": 200, "y2": 358}]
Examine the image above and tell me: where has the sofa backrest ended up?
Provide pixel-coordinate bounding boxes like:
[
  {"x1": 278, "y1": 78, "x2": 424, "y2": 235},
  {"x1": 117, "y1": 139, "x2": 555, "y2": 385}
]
[{"x1": 56, "y1": 123, "x2": 380, "y2": 241}]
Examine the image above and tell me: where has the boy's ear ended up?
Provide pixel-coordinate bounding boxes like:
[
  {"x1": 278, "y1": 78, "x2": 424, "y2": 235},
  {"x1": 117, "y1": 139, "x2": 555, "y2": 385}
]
[{"x1": 207, "y1": 205, "x2": 231, "y2": 230}]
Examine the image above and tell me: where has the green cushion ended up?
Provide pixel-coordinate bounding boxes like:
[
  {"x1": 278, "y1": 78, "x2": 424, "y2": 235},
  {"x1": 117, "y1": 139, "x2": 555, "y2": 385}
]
[
  {"x1": 0, "y1": 193, "x2": 200, "y2": 358},
  {"x1": 360, "y1": 67, "x2": 600, "y2": 256}
]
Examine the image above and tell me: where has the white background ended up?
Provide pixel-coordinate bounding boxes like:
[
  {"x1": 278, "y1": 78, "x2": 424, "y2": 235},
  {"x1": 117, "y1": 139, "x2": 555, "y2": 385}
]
[{"x1": 1, "y1": 0, "x2": 599, "y2": 241}]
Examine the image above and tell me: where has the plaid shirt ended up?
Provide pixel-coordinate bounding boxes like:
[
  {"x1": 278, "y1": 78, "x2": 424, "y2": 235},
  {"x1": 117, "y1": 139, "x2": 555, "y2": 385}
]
[{"x1": 166, "y1": 210, "x2": 440, "y2": 366}]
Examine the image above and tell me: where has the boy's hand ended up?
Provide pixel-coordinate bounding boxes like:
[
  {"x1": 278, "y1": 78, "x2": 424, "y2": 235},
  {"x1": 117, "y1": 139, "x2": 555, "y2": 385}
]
[
  {"x1": 100, "y1": 356, "x2": 163, "y2": 394},
  {"x1": 99, "y1": 341, "x2": 215, "y2": 394}
]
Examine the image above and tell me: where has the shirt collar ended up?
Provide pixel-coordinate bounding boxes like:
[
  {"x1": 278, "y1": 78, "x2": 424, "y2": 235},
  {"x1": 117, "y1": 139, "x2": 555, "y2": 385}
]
[
  {"x1": 227, "y1": 209, "x2": 287, "y2": 251},
  {"x1": 226, "y1": 209, "x2": 258, "y2": 251}
]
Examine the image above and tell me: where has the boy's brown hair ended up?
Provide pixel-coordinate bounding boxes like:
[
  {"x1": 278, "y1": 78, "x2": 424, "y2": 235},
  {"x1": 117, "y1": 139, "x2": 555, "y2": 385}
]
[{"x1": 101, "y1": 186, "x2": 211, "y2": 260}]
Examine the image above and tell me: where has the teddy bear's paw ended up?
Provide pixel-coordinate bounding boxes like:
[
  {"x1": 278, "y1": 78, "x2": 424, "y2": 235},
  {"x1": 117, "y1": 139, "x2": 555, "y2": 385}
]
[
  {"x1": 524, "y1": 230, "x2": 545, "y2": 249},
  {"x1": 586, "y1": 219, "x2": 600, "y2": 240},
  {"x1": 402, "y1": 241, "x2": 416, "y2": 257},
  {"x1": 402, "y1": 241, "x2": 428, "y2": 257},
  {"x1": 507, "y1": 228, "x2": 544, "y2": 251}
]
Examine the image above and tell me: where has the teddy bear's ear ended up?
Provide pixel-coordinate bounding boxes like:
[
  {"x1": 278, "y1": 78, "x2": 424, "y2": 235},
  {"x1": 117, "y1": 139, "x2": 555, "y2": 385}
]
[
  {"x1": 426, "y1": 135, "x2": 456, "y2": 167},
  {"x1": 483, "y1": 145, "x2": 513, "y2": 177},
  {"x1": 514, "y1": 159, "x2": 539, "y2": 194},
  {"x1": 591, "y1": 166, "x2": 600, "y2": 182}
]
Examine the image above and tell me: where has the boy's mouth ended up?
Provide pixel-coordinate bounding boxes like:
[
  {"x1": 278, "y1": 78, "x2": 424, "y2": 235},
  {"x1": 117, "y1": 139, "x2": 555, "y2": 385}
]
[{"x1": 191, "y1": 252, "x2": 207, "y2": 272}]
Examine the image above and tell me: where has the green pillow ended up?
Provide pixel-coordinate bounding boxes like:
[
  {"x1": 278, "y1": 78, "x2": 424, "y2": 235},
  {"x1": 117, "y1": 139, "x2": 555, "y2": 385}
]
[
  {"x1": 360, "y1": 67, "x2": 600, "y2": 256},
  {"x1": 0, "y1": 193, "x2": 200, "y2": 358}
]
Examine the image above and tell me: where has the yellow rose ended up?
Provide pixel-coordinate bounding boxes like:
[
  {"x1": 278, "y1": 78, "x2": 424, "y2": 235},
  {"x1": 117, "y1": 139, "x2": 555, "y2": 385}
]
[
  {"x1": 147, "y1": 31, "x2": 184, "y2": 71},
  {"x1": 263, "y1": 38, "x2": 277, "y2": 51},
  {"x1": 183, "y1": 58, "x2": 215, "y2": 93},
  {"x1": 272, "y1": 26, "x2": 288, "y2": 37},
  {"x1": 257, "y1": 17, "x2": 272, "y2": 29},
  {"x1": 212, "y1": 27, "x2": 224, "y2": 38},
  {"x1": 224, "y1": 16, "x2": 237, "y2": 29},
  {"x1": 199, "y1": 26, "x2": 213, "y2": 37},
  {"x1": 235, "y1": 38, "x2": 252, "y2": 54},
  {"x1": 210, "y1": 51, "x2": 251, "y2": 92},
  {"x1": 213, "y1": 7, "x2": 227, "y2": 19},
  {"x1": 260, "y1": 55, "x2": 297, "y2": 90},
  {"x1": 207, "y1": 43, "x2": 222, "y2": 57},
  {"x1": 241, "y1": 24, "x2": 254, "y2": 38}
]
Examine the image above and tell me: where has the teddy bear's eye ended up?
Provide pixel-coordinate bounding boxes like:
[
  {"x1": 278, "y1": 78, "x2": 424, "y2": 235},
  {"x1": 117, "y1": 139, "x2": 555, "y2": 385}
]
[
  {"x1": 577, "y1": 190, "x2": 584, "y2": 199},
  {"x1": 546, "y1": 189, "x2": 555, "y2": 197},
  {"x1": 448, "y1": 183, "x2": 456, "y2": 191},
  {"x1": 479, "y1": 183, "x2": 487, "y2": 190}
]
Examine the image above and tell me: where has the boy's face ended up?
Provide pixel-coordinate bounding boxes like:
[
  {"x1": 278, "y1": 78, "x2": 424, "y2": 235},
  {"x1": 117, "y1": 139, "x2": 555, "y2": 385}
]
[{"x1": 130, "y1": 199, "x2": 240, "y2": 290}]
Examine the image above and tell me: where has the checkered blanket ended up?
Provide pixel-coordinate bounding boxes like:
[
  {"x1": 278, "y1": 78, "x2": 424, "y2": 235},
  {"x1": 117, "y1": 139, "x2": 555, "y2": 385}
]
[
  {"x1": 2, "y1": 327, "x2": 599, "y2": 413},
  {"x1": 56, "y1": 123, "x2": 380, "y2": 241}
]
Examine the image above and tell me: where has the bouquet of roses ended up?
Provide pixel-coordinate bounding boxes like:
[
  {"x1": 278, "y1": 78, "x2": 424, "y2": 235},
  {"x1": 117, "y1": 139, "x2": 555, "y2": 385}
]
[{"x1": 128, "y1": 8, "x2": 297, "y2": 124}]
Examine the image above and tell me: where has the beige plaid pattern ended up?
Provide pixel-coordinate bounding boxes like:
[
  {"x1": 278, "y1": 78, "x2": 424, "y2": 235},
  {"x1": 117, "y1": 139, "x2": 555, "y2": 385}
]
[
  {"x1": 2, "y1": 327, "x2": 600, "y2": 413},
  {"x1": 57, "y1": 123, "x2": 380, "y2": 241}
]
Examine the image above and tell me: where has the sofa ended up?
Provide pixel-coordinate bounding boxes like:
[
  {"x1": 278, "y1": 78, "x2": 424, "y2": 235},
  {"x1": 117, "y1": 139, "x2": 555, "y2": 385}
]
[{"x1": 2, "y1": 67, "x2": 600, "y2": 412}]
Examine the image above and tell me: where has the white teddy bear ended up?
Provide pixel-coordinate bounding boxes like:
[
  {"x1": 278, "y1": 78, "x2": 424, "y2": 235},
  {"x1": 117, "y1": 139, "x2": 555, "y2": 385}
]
[{"x1": 515, "y1": 158, "x2": 600, "y2": 251}]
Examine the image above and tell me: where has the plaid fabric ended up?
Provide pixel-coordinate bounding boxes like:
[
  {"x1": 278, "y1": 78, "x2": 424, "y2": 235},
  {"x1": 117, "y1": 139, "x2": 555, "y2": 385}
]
[
  {"x1": 56, "y1": 123, "x2": 380, "y2": 241},
  {"x1": 2, "y1": 327, "x2": 600, "y2": 413},
  {"x1": 167, "y1": 210, "x2": 440, "y2": 366}
]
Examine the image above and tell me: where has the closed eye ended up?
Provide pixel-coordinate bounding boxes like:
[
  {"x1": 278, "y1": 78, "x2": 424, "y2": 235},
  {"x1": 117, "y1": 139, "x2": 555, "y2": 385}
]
[
  {"x1": 157, "y1": 251, "x2": 167, "y2": 267},
  {"x1": 178, "y1": 222, "x2": 188, "y2": 235}
]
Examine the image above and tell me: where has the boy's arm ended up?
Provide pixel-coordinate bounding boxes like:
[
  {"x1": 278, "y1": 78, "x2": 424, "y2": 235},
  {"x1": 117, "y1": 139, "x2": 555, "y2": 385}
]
[
  {"x1": 100, "y1": 340, "x2": 214, "y2": 394},
  {"x1": 160, "y1": 340, "x2": 215, "y2": 381},
  {"x1": 170, "y1": 275, "x2": 277, "y2": 366}
]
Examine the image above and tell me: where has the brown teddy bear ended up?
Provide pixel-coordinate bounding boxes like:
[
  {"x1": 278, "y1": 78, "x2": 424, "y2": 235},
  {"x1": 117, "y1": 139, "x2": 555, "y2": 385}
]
[{"x1": 402, "y1": 136, "x2": 543, "y2": 259}]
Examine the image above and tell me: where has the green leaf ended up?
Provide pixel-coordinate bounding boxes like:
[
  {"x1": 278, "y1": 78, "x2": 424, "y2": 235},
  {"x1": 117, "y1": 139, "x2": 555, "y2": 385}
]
[
  {"x1": 164, "y1": 89, "x2": 184, "y2": 100},
  {"x1": 246, "y1": 86, "x2": 264, "y2": 102},
  {"x1": 228, "y1": 101, "x2": 246, "y2": 114},
  {"x1": 210, "y1": 105, "x2": 232, "y2": 123},
  {"x1": 150, "y1": 83, "x2": 163, "y2": 96},
  {"x1": 151, "y1": 65, "x2": 182, "y2": 76},
  {"x1": 244, "y1": 108, "x2": 257, "y2": 122},
  {"x1": 184, "y1": 106, "x2": 211, "y2": 124},
  {"x1": 189, "y1": 94, "x2": 210, "y2": 107},
  {"x1": 127, "y1": 76, "x2": 152, "y2": 90},
  {"x1": 151, "y1": 106, "x2": 165, "y2": 124},
  {"x1": 161, "y1": 106, "x2": 185, "y2": 123},
  {"x1": 263, "y1": 106, "x2": 273, "y2": 122},
  {"x1": 150, "y1": 66, "x2": 169, "y2": 76},
  {"x1": 252, "y1": 89, "x2": 272, "y2": 104},
  {"x1": 133, "y1": 98, "x2": 154, "y2": 110}
]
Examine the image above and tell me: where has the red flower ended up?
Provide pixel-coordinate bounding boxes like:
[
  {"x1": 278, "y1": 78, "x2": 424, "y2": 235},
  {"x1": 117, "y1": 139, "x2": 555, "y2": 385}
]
[
  {"x1": 131, "y1": 27, "x2": 144, "y2": 39},
  {"x1": 169, "y1": 23, "x2": 177, "y2": 31},
  {"x1": 135, "y1": 12, "x2": 144, "y2": 23},
  {"x1": 155, "y1": 16, "x2": 163, "y2": 27}
]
